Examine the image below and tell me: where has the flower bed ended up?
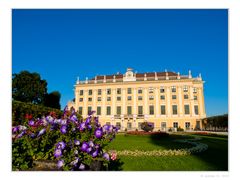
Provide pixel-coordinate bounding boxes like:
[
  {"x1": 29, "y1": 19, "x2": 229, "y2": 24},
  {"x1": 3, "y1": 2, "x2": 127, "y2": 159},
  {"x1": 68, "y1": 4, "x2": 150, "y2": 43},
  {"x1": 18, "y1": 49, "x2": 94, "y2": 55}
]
[
  {"x1": 126, "y1": 131, "x2": 169, "y2": 136},
  {"x1": 12, "y1": 106, "x2": 119, "y2": 171}
]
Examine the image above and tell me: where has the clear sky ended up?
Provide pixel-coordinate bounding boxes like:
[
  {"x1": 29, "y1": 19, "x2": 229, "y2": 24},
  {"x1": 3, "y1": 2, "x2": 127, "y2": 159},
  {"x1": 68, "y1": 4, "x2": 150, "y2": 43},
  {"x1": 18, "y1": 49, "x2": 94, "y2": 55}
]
[{"x1": 12, "y1": 9, "x2": 228, "y2": 116}]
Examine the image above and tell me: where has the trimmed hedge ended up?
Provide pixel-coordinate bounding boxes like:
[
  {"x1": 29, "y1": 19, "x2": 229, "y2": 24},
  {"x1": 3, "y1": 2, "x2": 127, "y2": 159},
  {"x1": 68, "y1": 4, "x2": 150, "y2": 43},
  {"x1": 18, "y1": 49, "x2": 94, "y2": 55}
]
[{"x1": 12, "y1": 101, "x2": 62, "y2": 126}]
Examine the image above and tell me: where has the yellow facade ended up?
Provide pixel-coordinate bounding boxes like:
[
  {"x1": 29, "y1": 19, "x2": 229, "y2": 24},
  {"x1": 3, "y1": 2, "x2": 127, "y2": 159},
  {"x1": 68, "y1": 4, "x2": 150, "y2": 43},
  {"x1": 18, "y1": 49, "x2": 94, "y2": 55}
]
[{"x1": 68, "y1": 68, "x2": 206, "y2": 131}]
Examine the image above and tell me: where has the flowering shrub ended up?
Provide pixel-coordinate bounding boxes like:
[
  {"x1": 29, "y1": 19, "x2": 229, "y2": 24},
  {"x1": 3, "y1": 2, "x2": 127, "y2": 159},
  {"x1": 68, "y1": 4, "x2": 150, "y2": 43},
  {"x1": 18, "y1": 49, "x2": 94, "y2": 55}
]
[
  {"x1": 12, "y1": 106, "x2": 119, "y2": 171},
  {"x1": 140, "y1": 122, "x2": 154, "y2": 132}
]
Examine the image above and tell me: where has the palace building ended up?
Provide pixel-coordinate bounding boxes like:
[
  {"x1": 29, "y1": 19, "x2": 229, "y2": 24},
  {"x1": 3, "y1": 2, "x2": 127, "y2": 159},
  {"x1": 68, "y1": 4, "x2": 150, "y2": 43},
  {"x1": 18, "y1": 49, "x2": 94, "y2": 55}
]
[{"x1": 68, "y1": 68, "x2": 206, "y2": 131}]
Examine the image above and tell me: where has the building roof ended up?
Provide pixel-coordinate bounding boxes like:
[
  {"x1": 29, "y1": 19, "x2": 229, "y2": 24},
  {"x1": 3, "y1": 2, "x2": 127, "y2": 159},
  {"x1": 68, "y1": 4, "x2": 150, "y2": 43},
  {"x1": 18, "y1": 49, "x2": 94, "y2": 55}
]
[{"x1": 76, "y1": 68, "x2": 201, "y2": 85}]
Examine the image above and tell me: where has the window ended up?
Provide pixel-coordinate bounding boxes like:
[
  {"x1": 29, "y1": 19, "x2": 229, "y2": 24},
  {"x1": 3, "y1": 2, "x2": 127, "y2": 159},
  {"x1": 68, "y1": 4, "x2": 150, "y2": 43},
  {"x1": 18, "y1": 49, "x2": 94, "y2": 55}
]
[
  {"x1": 127, "y1": 122, "x2": 132, "y2": 130},
  {"x1": 138, "y1": 96, "x2": 143, "y2": 100},
  {"x1": 127, "y1": 106, "x2": 132, "y2": 115},
  {"x1": 116, "y1": 106, "x2": 121, "y2": 115},
  {"x1": 138, "y1": 88, "x2": 143, "y2": 94},
  {"x1": 79, "y1": 90, "x2": 83, "y2": 95},
  {"x1": 194, "y1": 96, "x2": 198, "y2": 100},
  {"x1": 160, "y1": 87, "x2": 165, "y2": 93},
  {"x1": 149, "y1": 87, "x2": 154, "y2": 93},
  {"x1": 149, "y1": 95, "x2": 154, "y2": 100},
  {"x1": 172, "y1": 105, "x2": 178, "y2": 115},
  {"x1": 194, "y1": 105, "x2": 199, "y2": 115},
  {"x1": 88, "y1": 90, "x2": 92, "y2": 95},
  {"x1": 172, "y1": 95, "x2": 177, "y2": 100},
  {"x1": 116, "y1": 122, "x2": 121, "y2": 129},
  {"x1": 138, "y1": 106, "x2": 143, "y2": 115},
  {"x1": 127, "y1": 96, "x2": 132, "y2": 101},
  {"x1": 88, "y1": 97, "x2": 92, "y2": 102},
  {"x1": 193, "y1": 87, "x2": 197, "y2": 93},
  {"x1": 138, "y1": 122, "x2": 142, "y2": 129},
  {"x1": 183, "y1": 86, "x2": 188, "y2": 92},
  {"x1": 184, "y1": 105, "x2": 190, "y2": 115},
  {"x1": 88, "y1": 107, "x2": 92, "y2": 114},
  {"x1": 79, "y1": 98, "x2": 83, "y2": 102},
  {"x1": 78, "y1": 107, "x2": 83, "y2": 115},
  {"x1": 117, "y1": 88, "x2": 121, "y2": 94},
  {"x1": 97, "y1": 107, "x2": 101, "y2": 115},
  {"x1": 185, "y1": 122, "x2": 190, "y2": 129},
  {"x1": 127, "y1": 88, "x2": 132, "y2": 94},
  {"x1": 107, "y1": 88, "x2": 111, "y2": 95},
  {"x1": 98, "y1": 89, "x2": 102, "y2": 95},
  {"x1": 171, "y1": 86, "x2": 176, "y2": 92},
  {"x1": 184, "y1": 94, "x2": 188, "y2": 99},
  {"x1": 97, "y1": 97, "x2": 101, "y2": 101},
  {"x1": 161, "y1": 105, "x2": 166, "y2": 115},
  {"x1": 117, "y1": 96, "x2": 121, "y2": 101},
  {"x1": 106, "y1": 106, "x2": 111, "y2": 115},
  {"x1": 107, "y1": 96, "x2": 111, "y2": 101},
  {"x1": 149, "y1": 105, "x2": 154, "y2": 115},
  {"x1": 173, "y1": 122, "x2": 178, "y2": 128},
  {"x1": 160, "y1": 95, "x2": 165, "y2": 100}
]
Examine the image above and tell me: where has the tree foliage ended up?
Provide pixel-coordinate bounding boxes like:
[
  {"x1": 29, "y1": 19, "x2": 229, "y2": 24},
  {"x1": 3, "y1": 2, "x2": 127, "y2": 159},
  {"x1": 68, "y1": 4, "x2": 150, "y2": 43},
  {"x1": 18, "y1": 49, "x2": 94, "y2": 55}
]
[
  {"x1": 12, "y1": 71, "x2": 47, "y2": 105},
  {"x1": 44, "y1": 91, "x2": 61, "y2": 109}
]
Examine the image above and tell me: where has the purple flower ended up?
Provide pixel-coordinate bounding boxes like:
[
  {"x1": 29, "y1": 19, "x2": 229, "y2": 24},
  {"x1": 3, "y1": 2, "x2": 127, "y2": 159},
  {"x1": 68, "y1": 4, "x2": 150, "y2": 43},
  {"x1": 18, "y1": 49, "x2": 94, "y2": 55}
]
[
  {"x1": 94, "y1": 128, "x2": 103, "y2": 139},
  {"x1": 74, "y1": 150, "x2": 78, "y2": 155},
  {"x1": 103, "y1": 152, "x2": 110, "y2": 161},
  {"x1": 70, "y1": 157, "x2": 79, "y2": 166},
  {"x1": 81, "y1": 142, "x2": 89, "y2": 152},
  {"x1": 28, "y1": 120, "x2": 35, "y2": 126},
  {"x1": 56, "y1": 141, "x2": 66, "y2": 150},
  {"x1": 70, "y1": 114, "x2": 78, "y2": 122},
  {"x1": 79, "y1": 122, "x2": 86, "y2": 131},
  {"x1": 74, "y1": 140, "x2": 80, "y2": 146},
  {"x1": 87, "y1": 125, "x2": 92, "y2": 130},
  {"x1": 79, "y1": 163, "x2": 85, "y2": 170},
  {"x1": 57, "y1": 160, "x2": 64, "y2": 169},
  {"x1": 12, "y1": 126, "x2": 18, "y2": 133},
  {"x1": 60, "y1": 125, "x2": 67, "y2": 134},
  {"x1": 91, "y1": 150, "x2": 98, "y2": 158},
  {"x1": 37, "y1": 128, "x2": 46, "y2": 137},
  {"x1": 54, "y1": 149, "x2": 62, "y2": 158},
  {"x1": 63, "y1": 106, "x2": 68, "y2": 115},
  {"x1": 46, "y1": 116, "x2": 54, "y2": 124},
  {"x1": 61, "y1": 119, "x2": 67, "y2": 125},
  {"x1": 30, "y1": 133, "x2": 36, "y2": 138},
  {"x1": 88, "y1": 110, "x2": 95, "y2": 116},
  {"x1": 16, "y1": 131, "x2": 25, "y2": 139},
  {"x1": 85, "y1": 117, "x2": 91, "y2": 124},
  {"x1": 88, "y1": 141, "x2": 94, "y2": 147},
  {"x1": 86, "y1": 147, "x2": 92, "y2": 154}
]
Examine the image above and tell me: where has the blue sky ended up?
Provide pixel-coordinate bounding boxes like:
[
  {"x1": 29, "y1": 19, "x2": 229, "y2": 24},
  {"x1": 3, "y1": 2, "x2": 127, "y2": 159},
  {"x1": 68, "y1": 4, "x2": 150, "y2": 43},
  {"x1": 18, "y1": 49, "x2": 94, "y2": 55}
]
[{"x1": 12, "y1": 9, "x2": 228, "y2": 116}]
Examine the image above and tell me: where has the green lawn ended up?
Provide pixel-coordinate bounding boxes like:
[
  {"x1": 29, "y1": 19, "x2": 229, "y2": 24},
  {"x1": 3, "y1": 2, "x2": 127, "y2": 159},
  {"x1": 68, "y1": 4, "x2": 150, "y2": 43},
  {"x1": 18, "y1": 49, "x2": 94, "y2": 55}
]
[{"x1": 106, "y1": 133, "x2": 228, "y2": 171}]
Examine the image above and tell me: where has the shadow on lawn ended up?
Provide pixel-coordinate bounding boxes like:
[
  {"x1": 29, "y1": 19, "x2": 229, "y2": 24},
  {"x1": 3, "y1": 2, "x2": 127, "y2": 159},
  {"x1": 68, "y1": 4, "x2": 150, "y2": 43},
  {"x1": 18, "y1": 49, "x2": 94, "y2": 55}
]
[{"x1": 149, "y1": 133, "x2": 228, "y2": 171}]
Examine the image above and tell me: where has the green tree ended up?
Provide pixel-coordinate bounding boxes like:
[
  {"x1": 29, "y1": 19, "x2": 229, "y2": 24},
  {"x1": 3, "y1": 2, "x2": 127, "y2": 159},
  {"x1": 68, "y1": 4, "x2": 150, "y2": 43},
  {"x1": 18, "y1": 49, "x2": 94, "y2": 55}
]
[
  {"x1": 12, "y1": 71, "x2": 47, "y2": 104},
  {"x1": 44, "y1": 91, "x2": 61, "y2": 109}
]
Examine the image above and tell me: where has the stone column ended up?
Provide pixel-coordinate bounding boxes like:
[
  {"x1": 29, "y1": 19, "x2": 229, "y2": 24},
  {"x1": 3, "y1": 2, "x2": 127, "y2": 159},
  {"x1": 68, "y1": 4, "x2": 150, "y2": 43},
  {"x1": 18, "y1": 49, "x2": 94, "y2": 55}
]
[
  {"x1": 155, "y1": 87, "x2": 160, "y2": 117},
  {"x1": 144, "y1": 87, "x2": 148, "y2": 115},
  {"x1": 102, "y1": 88, "x2": 106, "y2": 116},
  {"x1": 112, "y1": 88, "x2": 116, "y2": 115},
  {"x1": 189, "y1": 86, "x2": 194, "y2": 116},
  {"x1": 93, "y1": 89, "x2": 97, "y2": 112},
  {"x1": 83, "y1": 89, "x2": 88, "y2": 118},
  {"x1": 122, "y1": 88, "x2": 126, "y2": 115},
  {"x1": 133, "y1": 88, "x2": 137, "y2": 115},
  {"x1": 166, "y1": 87, "x2": 171, "y2": 117},
  {"x1": 178, "y1": 87, "x2": 183, "y2": 117}
]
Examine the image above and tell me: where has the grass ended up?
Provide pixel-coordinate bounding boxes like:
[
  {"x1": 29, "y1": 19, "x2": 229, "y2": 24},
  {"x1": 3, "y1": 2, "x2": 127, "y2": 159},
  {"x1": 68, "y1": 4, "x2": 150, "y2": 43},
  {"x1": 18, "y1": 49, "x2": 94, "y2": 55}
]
[{"x1": 106, "y1": 133, "x2": 228, "y2": 171}]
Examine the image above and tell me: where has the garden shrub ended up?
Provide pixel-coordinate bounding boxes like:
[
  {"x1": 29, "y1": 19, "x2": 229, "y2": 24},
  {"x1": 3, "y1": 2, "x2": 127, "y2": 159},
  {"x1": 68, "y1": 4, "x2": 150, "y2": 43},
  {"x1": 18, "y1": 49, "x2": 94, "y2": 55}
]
[
  {"x1": 177, "y1": 126, "x2": 184, "y2": 132},
  {"x1": 140, "y1": 122, "x2": 154, "y2": 132},
  {"x1": 12, "y1": 100, "x2": 63, "y2": 126},
  {"x1": 12, "y1": 106, "x2": 119, "y2": 171}
]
